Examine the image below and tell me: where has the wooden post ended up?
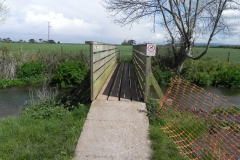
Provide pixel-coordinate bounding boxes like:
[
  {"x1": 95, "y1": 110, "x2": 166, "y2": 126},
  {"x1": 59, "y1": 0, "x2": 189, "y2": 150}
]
[
  {"x1": 61, "y1": 46, "x2": 63, "y2": 53},
  {"x1": 119, "y1": 50, "x2": 121, "y2": 62},
  {"x1": 144, "y1": 56, "x2": 151, "y2": 102},
  {"x1": 228, "y1": 51, "x2": 231, "y2": 62},
  {"x1": 88, "y1": 42, "x2": 94, "y2": 101}
]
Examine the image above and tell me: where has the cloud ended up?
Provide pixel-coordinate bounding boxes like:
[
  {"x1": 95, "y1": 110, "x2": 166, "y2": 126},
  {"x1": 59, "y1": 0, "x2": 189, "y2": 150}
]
[
  {"x1": 25, "y1": 11, "x2": 102, "y2": 37},
  {"x1": 0, "y1": 0, "x2": 239, "y2": 44}
]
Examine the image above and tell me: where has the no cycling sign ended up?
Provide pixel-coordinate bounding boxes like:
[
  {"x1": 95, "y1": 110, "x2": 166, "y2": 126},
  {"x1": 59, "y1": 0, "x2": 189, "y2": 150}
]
[{"x1": 146, "y1": 44, "x2": 156, "y2": 56}]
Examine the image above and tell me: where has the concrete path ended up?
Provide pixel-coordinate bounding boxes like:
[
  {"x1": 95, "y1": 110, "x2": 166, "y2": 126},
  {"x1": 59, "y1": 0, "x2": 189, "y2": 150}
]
[{"x1": 73, "y1": 100, "x2": 151, "y2": 160}]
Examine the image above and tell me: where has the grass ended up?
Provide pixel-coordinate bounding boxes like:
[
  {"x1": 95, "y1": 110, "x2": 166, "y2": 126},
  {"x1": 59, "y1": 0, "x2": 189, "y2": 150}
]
[
  {"x1": 193, "y1": 47, "x2": 240, "y2": 62},
  {"x1": 0, "y1": 103, "x2": 89, "y2": 160},
  {"x1": 0, "y1": 42, "x2": 89, "y2": 54},
  {"x1": 2, "y1": 42, "x2": 239, "y2": 62},
  {"x1": 146, "y1": 98, "x2": 209, "y2": 160},
  {"x1": 146, "y1": 98, "x2": 188, "y2": 159},
  {"x1": 118, "y1": 45, "x2": 133, "y2": 62},
  {"x1": 150, "y1": 122, "x2": 188, "y2": 160}
]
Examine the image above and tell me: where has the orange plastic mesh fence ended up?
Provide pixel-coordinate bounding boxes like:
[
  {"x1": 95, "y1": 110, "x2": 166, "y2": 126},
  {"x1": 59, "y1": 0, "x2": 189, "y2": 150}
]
[{"x1": 157, "y1": 78, "x2": 240, "y2": 160}]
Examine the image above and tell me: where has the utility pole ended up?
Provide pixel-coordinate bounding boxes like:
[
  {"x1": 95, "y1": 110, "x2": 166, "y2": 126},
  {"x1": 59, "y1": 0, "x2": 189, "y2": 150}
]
[{"x1": 48, "y1": 22, "x2": 51, "y2": 42}]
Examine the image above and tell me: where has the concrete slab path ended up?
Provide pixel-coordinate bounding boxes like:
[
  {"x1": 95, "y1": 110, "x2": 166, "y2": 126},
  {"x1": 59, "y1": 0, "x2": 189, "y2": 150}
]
[{"x1": 73, "y1": 100, "x2": 151, "y2": 160}]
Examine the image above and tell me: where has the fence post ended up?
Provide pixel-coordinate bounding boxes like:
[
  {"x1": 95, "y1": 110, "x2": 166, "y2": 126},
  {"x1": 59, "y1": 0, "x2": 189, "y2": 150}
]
[{"x1": 228, "y1": 51, "x2": 231, "y2": 62}]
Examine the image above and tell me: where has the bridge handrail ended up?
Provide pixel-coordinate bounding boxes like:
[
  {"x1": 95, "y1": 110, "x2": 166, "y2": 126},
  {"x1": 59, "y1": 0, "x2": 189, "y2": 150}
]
[
  {"x1": 86, "y1": 41, "x2": 118, "y2": 101},
  {"x1": 132, "y1": 44, "x2": 163, "y2": 102}
]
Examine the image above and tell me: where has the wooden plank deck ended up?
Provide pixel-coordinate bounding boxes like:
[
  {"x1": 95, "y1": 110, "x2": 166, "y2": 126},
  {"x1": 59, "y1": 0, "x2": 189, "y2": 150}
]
[{"x1": 97, "y1": 63, "x2": 143, "y2": 102}]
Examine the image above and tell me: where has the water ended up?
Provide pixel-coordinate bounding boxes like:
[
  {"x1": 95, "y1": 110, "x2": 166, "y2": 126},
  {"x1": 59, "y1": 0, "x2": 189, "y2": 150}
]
[
  {"x1": 0, "y1": 85, "x2": 70, "y2": 118},
  {"x1": 159, "y1": 85, "x2": 240, "y2": 107},
  {"x1": 0, "y1": 85, "x2": 41, "y2": 118},
  {"x1": 203, "y1": 86, "x2": 240, "y2": 106},
  {"x1": 1, "y1": 85, "x2": 239, "y2": 118}
]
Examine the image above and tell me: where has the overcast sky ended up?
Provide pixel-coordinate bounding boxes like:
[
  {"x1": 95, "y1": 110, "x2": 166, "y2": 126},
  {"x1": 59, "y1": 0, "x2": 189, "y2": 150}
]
[{"x1": 0, "y1": 0, "x2": 240, "y2": 45}]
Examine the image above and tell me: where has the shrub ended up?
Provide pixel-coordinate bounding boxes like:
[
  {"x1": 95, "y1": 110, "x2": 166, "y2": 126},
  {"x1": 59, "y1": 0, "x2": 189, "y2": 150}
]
[
  {"x1": 22, "y1": 99, "x2": 70, "y2": 119},
  {"x1": 17, "y1": 61, "x2": 46, "y2": 78},
  {"x1": 154, "y1": 70, "x2": 176, "y2": 85},
  {"x1": 51, "y1": 61, "x2": 89, "y2": 88},
  {"x1": 191, "y1": 72, "x2": 214, "y2": 86},
  {"x1": 152, "y1": 46, "x2": 176, "y2": 71},
  {"x1": 0, "y1": 79, "x2": 25, "y2": 88},
  {"x1": 182, "y1": 59, "x2": 240, "y2": 88},
  {"x1": 215, "y1": 67, "x2": 240, "y2": 88},
  {"x1": 146, "y1": 98, "x2": 162, "y2": 124},
  {"x1": 0, "y1": 45, "x2": 10, "y2": 53}
]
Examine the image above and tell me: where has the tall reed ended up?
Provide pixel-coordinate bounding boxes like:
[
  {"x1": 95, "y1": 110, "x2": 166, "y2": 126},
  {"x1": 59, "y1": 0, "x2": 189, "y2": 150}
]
[{"x1": 0, "y1": 51, "x2": 89, "y2": 79}]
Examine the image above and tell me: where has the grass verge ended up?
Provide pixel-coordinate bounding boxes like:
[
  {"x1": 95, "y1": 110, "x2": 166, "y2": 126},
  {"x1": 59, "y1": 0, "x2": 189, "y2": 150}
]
[
  {"x1": 0, "y1": 100, "x2": 89, "y2": 160},
  {"x1": 147, "y1": 98, "x2": 188, "y2": 160},
  {"x1": 150, "y1": 122, "x2": 188, "y2": 160}
]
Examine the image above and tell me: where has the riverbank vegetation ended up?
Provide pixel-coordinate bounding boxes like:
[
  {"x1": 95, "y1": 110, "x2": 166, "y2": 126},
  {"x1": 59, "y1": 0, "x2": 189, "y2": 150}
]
[
  {"x1": 0, "y1": 43, "x2": 91, "y2": 159},
  {"x1": 0, "y1": 86, "x2": 90, "y2": 159},
  {"x1": 0, "y1": 47, "x2": 89, "y2": 88},
  {"x1": 152, "y1": 46, "x2": 240, "y2": 88}
]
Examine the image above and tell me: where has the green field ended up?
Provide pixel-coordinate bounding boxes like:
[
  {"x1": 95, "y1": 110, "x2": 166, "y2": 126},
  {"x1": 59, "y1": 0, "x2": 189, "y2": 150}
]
[
  {"x1": 1, "y1": 42, "x2": 240, "y2": 62},
  {"x1": 0, "y1": 42, "x2": 132, "y2": 55},
  {"x1": 0, "y1": 42, "x2": 89, "y2": 54},
  {"x1": 193, "y1": 47, "x2": 240, "y2": 62}
]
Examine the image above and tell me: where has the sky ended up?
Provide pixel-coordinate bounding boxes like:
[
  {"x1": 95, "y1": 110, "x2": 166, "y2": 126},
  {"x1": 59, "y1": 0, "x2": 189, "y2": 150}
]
[{"x1": 0, "y1": 0, "x2": 240, "y2": 45}]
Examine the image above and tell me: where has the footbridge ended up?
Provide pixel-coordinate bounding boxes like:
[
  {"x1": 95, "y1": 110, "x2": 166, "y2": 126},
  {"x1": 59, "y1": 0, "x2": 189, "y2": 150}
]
[
  {"x1": 73, "y1": 41, "x2": 163, "y2": 159},
  {"x1": 72, "y1": 41, "x2": 240, "y2": 159},
  {"x1": 87, "y1": 41, "x2": 163, "y2": 102}
]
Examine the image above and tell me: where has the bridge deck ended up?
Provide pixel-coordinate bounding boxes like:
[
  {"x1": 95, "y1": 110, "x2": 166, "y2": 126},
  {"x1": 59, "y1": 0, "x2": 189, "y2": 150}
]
[{"x1": 97, "y1": 63, "x2": 143, "y2": 102}]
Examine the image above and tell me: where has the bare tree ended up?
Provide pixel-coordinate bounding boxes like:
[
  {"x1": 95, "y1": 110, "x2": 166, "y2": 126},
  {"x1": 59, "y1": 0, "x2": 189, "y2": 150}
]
[
  {"x1": 0, "y1": 0, "x2": 9, "y2": 27},
  {"x1": 103, "y1": 0, "x2": 240, "y2": 75}
]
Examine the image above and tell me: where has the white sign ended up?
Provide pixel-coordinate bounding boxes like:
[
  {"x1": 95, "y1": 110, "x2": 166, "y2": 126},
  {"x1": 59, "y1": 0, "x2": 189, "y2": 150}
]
[{"x1": 146, "y1": 44, "x2": 156, "y2": 56}]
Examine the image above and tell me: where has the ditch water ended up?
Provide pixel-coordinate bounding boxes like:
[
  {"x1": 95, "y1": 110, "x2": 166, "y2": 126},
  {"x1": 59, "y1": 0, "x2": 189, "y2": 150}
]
[
  {"x1": 0, "y1": 84, "x2": 70, "y2": 118},
  {"x1": 159, "y1": 85, "x2": 240, "y2": 107},
  {"x1": 0, "y1": 85, "x2": 239, "y2": 118}
]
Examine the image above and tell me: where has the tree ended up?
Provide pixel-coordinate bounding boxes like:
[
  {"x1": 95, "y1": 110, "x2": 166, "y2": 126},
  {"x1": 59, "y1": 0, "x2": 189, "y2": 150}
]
[
  {"x1": 6, "y1": 37, "x2": 11, "y2": 42},
  {"x1": 103, "y1": 0, "x2": 240, "y2": 75},
  {"x1": 29, "y1": 39, "x2": 35, "y2": 43},
  {"x1": 48, "y1": 39, "x2": 56, "y2": 44},
  {"x1": 121, "y1": 39, "x2": 128, "y2": 45},
  {"x1": 128, "y1": 39, "x2": 136, "y2": 45},
  {"x1": 0, "y1": 0, "x2": 9, "y2": 27}
]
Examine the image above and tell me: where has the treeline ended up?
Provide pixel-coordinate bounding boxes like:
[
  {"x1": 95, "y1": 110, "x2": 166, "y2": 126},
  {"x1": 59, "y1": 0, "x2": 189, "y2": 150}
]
[
  {"x1": 121, "y1": 39, "x2": 136, "y2": 45},
  {"x1": 0, "y1": 38, "x2": 60, "y2": 44},
  {"x1": 195, "y1": 45, "x2": 240, "y2": 49}
]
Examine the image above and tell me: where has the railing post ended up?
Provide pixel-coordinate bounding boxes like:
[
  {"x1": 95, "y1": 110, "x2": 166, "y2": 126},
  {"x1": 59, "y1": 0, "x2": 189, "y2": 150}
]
[
  {"x1": 144, "y1": 56, "x2": 151, "y2": 102},
  {"x1": 119, "y1": 50, "x2": 121, "y2": 62},
  {"x1": 89, "y1": 42, "x2": 94, "y2": 101}
]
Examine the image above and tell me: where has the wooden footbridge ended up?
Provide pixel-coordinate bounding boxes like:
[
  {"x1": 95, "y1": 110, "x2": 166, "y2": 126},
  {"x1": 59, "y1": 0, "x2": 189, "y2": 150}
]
[
  {"x1": 87, "y1": 41, "x2": 163, "y2": 102},
  {"x1": 73, "y1": 41, "x2": 164, "y2": 159}
]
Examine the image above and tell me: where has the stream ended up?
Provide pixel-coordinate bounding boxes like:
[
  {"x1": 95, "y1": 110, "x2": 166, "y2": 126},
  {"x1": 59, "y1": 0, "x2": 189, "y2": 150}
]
[
  {"x1": 0, "y1": 85, "x2": 239, "y2": 118},
  {"x1": 0, "y1": 84, "x2": 70, "y2": 118},
  {"x1": 159, "y1": 85, "x2": 240, "y2": 107}
]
